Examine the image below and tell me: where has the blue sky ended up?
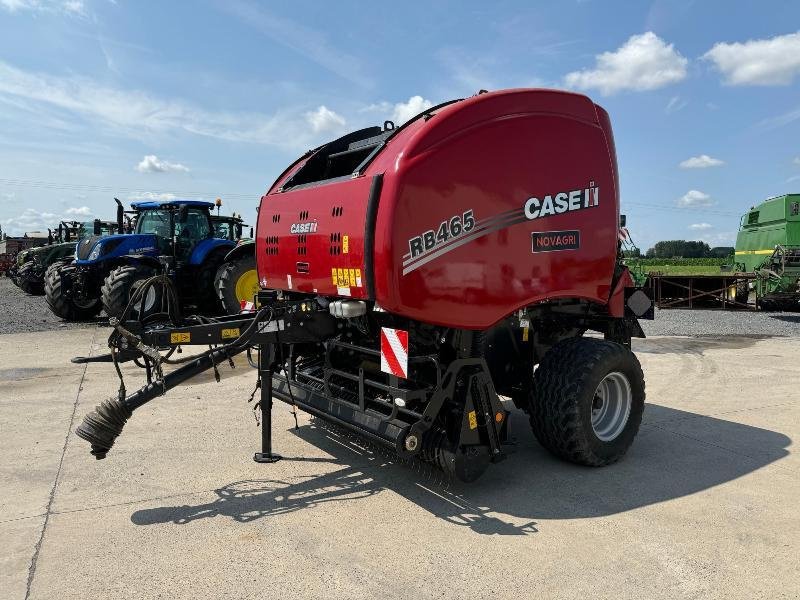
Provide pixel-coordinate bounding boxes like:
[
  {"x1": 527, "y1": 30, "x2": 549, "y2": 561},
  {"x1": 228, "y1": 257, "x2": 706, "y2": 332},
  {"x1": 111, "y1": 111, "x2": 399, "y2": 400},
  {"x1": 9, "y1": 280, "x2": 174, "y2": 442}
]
[{"x1": 1, "y1": 0, "x2": 799, "y2": 251}]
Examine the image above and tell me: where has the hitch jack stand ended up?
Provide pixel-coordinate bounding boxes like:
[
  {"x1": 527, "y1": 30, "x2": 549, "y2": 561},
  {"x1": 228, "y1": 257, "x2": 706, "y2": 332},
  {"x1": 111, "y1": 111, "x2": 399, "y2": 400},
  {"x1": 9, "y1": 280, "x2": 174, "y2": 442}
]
[{"x1": 254, "y1": 353, "x2": 282, "y2": 463}]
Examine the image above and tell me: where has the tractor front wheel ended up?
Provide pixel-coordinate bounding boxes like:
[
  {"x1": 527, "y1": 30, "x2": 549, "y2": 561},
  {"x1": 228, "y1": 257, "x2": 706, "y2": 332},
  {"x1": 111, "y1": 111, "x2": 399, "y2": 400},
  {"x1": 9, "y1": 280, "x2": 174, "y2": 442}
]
[
  {"x1": 215, "y1": 255, "x2": 258, "y2": 315},
  {"x1": 529, "y1": 337, "x2": 645, "y2": 466},
  {"x1": 18, "y1": 272, "x2": 44, "y2": 295},
  {"x1": 44, "y1": 262, "x2": 102, "y2": 321},
  {"x1": 101, "y1": 265, "x2": 156, "y2": 318}
]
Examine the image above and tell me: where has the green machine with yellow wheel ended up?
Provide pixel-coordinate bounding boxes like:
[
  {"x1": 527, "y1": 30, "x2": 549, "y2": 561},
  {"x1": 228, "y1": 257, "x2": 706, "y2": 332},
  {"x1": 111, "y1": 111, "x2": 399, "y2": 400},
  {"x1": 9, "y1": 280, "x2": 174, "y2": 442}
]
[
  {"x1": 215, "y1": 239, "x2": 258, "y2": 313},
  {"x1": 734, "y1": 193, "x2": 800, "y2": 310}
]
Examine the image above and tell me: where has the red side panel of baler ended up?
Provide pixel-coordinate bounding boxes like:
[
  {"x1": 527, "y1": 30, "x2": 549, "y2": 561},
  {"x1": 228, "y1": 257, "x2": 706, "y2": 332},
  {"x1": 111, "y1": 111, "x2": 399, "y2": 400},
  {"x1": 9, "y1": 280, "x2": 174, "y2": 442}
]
[
  {"x1": 372, "y1": 90, "x2": 620, "y2": 329},
  {"x1": 256, "y1": 176, "x2": 374, "y2": 297}
]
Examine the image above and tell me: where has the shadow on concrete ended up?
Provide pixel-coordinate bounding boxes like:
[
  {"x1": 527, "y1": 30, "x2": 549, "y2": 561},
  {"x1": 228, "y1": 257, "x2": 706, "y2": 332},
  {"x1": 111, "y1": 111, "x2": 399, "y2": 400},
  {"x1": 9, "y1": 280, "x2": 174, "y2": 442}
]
[
  {"x1": 635, "y1": 335, "x2": 773, "y2": 355},
  {"x1": 131, "y1": 404, "x2": 790, "y2": 536},
  {"x1": 769, "y1": 314, "x2": 800, "y2": 324}
]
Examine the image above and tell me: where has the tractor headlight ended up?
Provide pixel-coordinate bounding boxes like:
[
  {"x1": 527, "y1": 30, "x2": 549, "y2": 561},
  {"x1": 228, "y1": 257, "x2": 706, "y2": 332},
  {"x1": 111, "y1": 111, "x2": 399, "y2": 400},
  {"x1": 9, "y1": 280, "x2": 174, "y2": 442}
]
[{"x1": 87, "y1": 244, "x2": 102, "y2": 261}]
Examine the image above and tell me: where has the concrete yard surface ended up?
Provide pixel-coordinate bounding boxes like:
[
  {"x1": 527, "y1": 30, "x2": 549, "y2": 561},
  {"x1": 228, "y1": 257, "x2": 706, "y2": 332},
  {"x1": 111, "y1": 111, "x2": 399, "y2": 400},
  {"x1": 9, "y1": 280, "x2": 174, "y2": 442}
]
[{"x1": 0, "y1": 328, "x2": 798, "y2": 599}]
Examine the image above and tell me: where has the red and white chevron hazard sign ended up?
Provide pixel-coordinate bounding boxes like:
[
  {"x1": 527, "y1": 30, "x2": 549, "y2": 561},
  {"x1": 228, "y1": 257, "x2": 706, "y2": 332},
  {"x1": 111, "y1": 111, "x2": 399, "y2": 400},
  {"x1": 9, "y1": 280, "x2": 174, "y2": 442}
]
[{"x1": 380, "y1": 327, "x2": 408, "y2": 378}]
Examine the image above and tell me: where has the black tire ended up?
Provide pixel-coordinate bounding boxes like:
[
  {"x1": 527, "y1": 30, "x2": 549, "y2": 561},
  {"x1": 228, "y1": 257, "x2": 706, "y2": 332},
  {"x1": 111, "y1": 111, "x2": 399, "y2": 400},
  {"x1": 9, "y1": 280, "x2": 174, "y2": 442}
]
[
  {"x1": 529, "y1": 337, "x2": 645, "y2": 466},
  {"x1": 195, "y1": 251, "x2": 229, "y2": 315},
  {"x1": 215, "y1": 254, "x2": 257, "y2": 315},
  {"x1": 734, "y1": 281, "x2": 749, "y2": 305},
  {"x1": 18, "y1": 274, "x2": 44, "y2": 295},
  {"x1": 44, "y1": 262, "x2": 102, "y2": 321},
  {"x1": 101, "y1": 265, "x2": 156, "y2": 318}
]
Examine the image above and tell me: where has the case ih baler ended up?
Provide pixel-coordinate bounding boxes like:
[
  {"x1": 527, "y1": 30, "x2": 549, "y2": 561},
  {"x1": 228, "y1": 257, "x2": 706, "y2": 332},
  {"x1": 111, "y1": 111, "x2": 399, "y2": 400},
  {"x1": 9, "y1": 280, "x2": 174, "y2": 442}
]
[{"x1": 75, "y1": 89, "x2": 653, "y2": 483}]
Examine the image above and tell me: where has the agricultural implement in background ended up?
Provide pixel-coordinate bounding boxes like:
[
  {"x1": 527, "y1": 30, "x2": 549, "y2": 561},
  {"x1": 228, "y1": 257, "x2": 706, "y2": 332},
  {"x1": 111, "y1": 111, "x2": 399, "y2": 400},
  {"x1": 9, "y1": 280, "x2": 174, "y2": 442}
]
[
  {"x1": 73, "y1": 89, "x2": 654, "y2": 484},
  {"x1": 734, "y1": 194, "x2": 800, "y2": 311},
  {"x1": 44, "y1": 200, "x2": 252, "y2": 320},
  {"x1": 645, "y1": 194, "x2": 800, "y2": 311},
  {"x1": 646, "y1": 272, "x2": 756, "y2": 310},
  {"x1": 12, "y1": 218, "x2": 120, "y2": 295}
]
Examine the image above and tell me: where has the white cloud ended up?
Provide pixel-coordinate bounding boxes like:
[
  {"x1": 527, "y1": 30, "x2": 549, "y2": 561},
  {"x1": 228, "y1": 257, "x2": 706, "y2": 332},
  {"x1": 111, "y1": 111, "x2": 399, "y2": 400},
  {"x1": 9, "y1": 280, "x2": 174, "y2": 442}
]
[
  {"x1": 136, "y1": 154, "x2": 190, "y2": 173},
  {"x1": 678, "y1": 190, "x2": 714, "y2": 207},
  {"x1": 0, "y1": 0, "x2": 85, "y2": 16},
  {"x1": 0, "y1": 59, "x2": 313, "y2": 148},
  {"x1": 689, "y1": 222, "x2": 713, "y2": 231},
  {"x1": 364, "y1": 95, "x2": 435, "y2": 125},
  {"x1": 564, "y1": 32, "x2": 687, "y2": 95},
  {"x1": 665, "y1": 95, "x2": 688, "y2": 114},
  {"x1": 391, "y1": 96, "x2": 433, "y2": 124},
  {"x1": 793, "y1": 157, "x2": 800, "y2": 166},
  {"x1": 679, "y1": 154, "x2": 725, "y2": 169},
  {"x1": 755, "y1": 106, "x2": 800, "y2": 131},
  {"x1": 305, "y1": 106, "x2": 346, "y2": 133},
  {"x1": 2, "y1": 208, "x2": 60, "y2": 236},
  {"x1": 65, "y1": 206, "x2": 92, "y2": 216},
  {"x1": 703, "y1": 31, "x2": 800, "y2": 86},
  {"x1": 127, "y1": 192, "x2": 177, "y2": 201}
]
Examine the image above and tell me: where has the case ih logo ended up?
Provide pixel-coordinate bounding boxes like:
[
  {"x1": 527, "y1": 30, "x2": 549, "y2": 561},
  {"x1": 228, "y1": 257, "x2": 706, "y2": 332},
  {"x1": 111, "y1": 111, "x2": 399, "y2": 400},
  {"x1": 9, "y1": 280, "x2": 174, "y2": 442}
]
[
  {"x1": 531, "y1": 230, "x2": 580, "y2": 253},
  {"x1": 290, "y1": 221, "x2": 318, "y2": 234},
  {"x1": 524, "y1": 183, "x2": 599, "y2": 220}
]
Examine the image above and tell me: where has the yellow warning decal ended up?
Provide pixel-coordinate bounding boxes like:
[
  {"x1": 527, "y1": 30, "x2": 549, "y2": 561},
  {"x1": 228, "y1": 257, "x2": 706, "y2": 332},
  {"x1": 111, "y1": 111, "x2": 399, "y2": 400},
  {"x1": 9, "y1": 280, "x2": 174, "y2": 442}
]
[
  {"x1": 331, "y1": 268, "x2": 337, "y2": 285},
  {"x1": 171, "y1": 332, "x2": 190, "y2": 344},
  {"x1": 337, "y1": 268, "x2": 344, "y2": 286},
  {"x1": 343, "y1": 235, "x2": 349, "y2": 254},
  {"x1": 468, "y1": 410, "x2": 478, "y2": 430},
  {"x1": 355, "y1": 268, "x2": 362, "y2": 287},
  {"x1": 522, "y1": 327, "x2": 529, "y2": 342},
  {"x1": 734, "y1": 250, "x2": 774, "y2": 255},
  {"x1": 221, "y1": 328, "x2": 240, "y2": 339},
  {"x1": 348, "y1": 268, "x2": 356, "y2": 287}
]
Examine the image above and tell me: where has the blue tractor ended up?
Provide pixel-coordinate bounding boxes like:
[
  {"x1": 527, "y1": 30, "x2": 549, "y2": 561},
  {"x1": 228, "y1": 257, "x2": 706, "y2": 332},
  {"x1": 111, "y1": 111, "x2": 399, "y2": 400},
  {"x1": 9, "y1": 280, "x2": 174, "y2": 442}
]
[{"x1": 44, "y1": 200, "x2": 237, "y2": 320}]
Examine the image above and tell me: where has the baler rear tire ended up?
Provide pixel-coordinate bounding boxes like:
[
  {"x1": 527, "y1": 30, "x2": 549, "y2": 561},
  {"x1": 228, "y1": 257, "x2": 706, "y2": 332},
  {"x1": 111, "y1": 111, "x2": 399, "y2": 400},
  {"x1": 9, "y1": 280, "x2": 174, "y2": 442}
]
[{"x1": 529, "y1": 337, "x2": 645, "y2": 466}]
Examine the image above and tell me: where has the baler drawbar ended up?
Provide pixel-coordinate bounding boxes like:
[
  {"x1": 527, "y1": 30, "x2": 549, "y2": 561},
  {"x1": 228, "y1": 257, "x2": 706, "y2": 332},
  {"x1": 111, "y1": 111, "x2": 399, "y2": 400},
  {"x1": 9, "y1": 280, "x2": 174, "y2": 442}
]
[{"x1": 74, "y1": 89, "x2": 654, "y2": 483}]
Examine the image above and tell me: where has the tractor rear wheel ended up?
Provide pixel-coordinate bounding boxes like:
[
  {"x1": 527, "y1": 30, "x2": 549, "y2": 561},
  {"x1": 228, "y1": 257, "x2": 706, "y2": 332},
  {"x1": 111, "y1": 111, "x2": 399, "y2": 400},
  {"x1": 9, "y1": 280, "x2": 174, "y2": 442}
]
[
  {"x1": 215, "y1": 255, "x2": 258, "y2": 315},
  {"x1": 44, "y1": 262, "x2": 102, "y2": 321},
  {"x1": 529, "y1": 337, "x2": 645, "y2": 466},
  {"x1": 101, "y1": 265, "x2": 156, "y2": 318}
]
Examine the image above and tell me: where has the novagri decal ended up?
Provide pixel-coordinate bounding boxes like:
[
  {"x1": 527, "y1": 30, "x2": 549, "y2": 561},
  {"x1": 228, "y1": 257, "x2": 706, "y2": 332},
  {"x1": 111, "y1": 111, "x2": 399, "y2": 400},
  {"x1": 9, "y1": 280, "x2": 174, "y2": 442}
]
[
  {"x1": 524, "y1": 183, "x2": 599, "y2": 220},
  {"x1": 289, "y1": 221, "x2": 318, "y2": 234},
  {"x1": 401, "y1": 181, "x2": 598, "y2": 276},
  {"x1": 531, "y1": 230, "x2": 580, "y2": 253}
]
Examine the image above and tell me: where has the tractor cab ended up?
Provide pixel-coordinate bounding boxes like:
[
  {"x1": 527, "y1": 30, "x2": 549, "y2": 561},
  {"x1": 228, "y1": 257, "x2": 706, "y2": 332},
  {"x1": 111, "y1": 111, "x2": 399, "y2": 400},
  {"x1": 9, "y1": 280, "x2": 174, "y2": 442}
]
[
  {"x1": 210, "y1": 214, "x2": 249, "y2": 241},
  {"x1": 133, "y1": 201, "x2": 214, "y2": 261}
]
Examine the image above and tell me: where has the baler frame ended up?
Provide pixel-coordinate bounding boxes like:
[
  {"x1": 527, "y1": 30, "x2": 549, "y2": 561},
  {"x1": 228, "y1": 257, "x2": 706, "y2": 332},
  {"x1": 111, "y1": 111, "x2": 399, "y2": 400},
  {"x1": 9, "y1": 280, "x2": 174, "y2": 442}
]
[{"x1": 74, "y1": 287, "x2": 512, "y2": 479}]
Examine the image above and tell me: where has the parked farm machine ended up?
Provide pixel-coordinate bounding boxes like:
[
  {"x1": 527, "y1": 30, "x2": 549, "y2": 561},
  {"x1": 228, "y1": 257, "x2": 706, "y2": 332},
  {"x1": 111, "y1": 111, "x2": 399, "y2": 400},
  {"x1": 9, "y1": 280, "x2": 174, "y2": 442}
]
[
  {"x1": 44, "y1": 200, "x2": 254, "y2": 320},
  {"x1": 73, "y1": 89, "x2": 654, "y2": 483}
]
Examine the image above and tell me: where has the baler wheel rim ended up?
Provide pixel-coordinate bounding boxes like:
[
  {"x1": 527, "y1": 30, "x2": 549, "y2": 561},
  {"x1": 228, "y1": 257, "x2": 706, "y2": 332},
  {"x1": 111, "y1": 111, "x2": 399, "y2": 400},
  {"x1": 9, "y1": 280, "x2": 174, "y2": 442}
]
[{"x1": 591, "y1": 371, "x2": 632, "y2": 442}]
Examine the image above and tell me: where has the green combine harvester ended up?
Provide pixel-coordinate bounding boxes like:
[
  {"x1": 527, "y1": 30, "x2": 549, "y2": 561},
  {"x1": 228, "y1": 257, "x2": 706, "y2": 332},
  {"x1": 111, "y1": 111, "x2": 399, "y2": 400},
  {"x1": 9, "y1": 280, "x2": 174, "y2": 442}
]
[{"x1": 734, "y1": 193, "x2": 800, "y2": 310}]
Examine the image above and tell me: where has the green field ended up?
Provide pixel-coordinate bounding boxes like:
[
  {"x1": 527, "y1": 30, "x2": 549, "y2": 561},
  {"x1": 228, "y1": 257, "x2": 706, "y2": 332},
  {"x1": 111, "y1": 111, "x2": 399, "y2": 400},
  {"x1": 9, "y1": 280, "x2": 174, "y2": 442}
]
[{"x1": 641, "y1": 265, "x2": 724, "y2": 275}]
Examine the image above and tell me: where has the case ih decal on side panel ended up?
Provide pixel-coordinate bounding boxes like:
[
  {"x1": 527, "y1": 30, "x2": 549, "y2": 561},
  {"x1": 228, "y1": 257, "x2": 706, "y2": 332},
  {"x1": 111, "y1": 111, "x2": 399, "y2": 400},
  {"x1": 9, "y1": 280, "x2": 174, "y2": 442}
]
[{"x1": 402, "y1": 183, "x2": 598, "y2": 276}]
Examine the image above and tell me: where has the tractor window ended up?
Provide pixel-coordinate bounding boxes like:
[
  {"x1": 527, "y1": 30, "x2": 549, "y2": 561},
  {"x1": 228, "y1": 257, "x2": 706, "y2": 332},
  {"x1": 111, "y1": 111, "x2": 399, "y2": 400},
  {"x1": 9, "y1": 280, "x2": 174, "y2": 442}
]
[
  {"x1": 213, "y1": 221, "x2": 233, "y2": 240},
  {"x1": 175, "y1": 209, "x2": 212, "y2": 242},
  {"x1": 136, "y1": 209, "x2": 171, "y2": 237}
]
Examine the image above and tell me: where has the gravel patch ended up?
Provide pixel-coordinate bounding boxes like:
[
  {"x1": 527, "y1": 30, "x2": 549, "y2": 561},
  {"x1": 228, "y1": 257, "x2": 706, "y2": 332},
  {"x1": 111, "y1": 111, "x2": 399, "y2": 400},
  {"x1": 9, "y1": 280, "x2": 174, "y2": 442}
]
[
  {"x1": 2, "y1": 276, "x2": 799, "y2": 338},
  {"x1": 0, "y1": 277, "x2": 103, "y2": 335},
  {"x1": 642, "y1": 307, "x2": 800, "y2": 337}
]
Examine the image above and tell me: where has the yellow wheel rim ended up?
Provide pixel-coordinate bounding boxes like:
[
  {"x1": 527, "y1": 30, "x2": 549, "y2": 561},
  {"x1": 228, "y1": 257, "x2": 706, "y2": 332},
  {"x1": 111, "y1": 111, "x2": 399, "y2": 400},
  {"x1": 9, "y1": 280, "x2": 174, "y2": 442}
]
[{"x1": 234, "y1": 269, "x2": 260, "y2": 305}]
